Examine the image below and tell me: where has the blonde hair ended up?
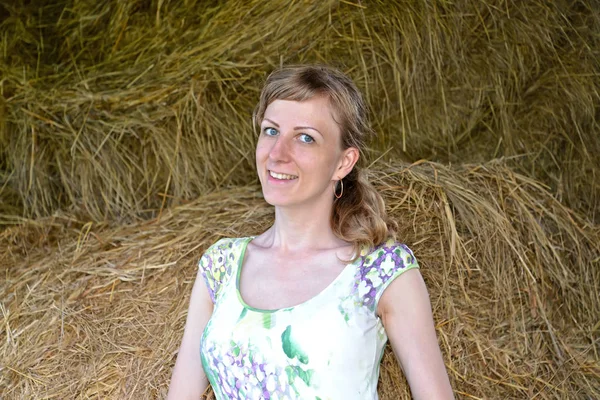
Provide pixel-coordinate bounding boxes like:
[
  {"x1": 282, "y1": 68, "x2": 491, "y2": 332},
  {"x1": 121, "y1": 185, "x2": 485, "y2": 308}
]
[{"x1": 253, "y1": 65, "x2": 397, "y2": 257}]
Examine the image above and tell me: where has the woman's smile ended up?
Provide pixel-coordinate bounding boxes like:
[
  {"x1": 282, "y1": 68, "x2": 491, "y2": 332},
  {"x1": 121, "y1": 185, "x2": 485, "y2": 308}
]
[{"x1": 267, "y1": 169, "x2": 298, "y2": 184}]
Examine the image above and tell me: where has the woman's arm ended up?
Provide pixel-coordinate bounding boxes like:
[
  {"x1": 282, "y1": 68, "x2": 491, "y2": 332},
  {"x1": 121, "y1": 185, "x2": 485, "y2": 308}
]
[
  {"x1": 167, "y1": 267, "x2": 214, "y2": 400},
  {"x1": 378, "y1": 268, "x2": 454, "y2": 400}
]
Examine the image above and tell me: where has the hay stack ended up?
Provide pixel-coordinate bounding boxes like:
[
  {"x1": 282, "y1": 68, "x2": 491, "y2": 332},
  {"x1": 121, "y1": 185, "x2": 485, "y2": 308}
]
[
  {"x1": 1, "y1": 161, "x2": 599, "y2": 399},
  {"x1": 1, "y1": 0, "x2": 599, "y2": 398},
  {"x1": 1, "y1": 0, "x2": 599, "y2": 222}
]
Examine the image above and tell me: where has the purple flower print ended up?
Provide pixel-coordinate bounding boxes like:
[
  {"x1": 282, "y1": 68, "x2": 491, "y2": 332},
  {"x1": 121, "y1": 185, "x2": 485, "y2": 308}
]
[
  {"x1": 353, "y1": 242, "x2": 416, "y2": 312},
  {"x1": 199, "y1": 239, "x2": 237, "y2": 303},
  {"x1": 203, "y1": 340, "x2": 299, "y2": 400}
]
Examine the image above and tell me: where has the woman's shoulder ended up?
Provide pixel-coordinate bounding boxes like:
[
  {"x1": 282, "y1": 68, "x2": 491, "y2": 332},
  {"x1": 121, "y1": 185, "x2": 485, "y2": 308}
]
[
  {"x1": 198, "y1": 236, "x2": 252, "y2": 303},
  {"x1": 360, "y1": 238, "x2": 418, "y2": 262},
  {"x1": 352, "y1": 238, "x2": 420, "y2": 311},
  {"x1": 199, "y1": 236, "x2": 252, "y2": 268},
  {"x1": 202, "y1": 236, "x2": 253, "y2": 253},
  {"x1": 357, "y1": 238, "x2": 420, "y2": 278}
]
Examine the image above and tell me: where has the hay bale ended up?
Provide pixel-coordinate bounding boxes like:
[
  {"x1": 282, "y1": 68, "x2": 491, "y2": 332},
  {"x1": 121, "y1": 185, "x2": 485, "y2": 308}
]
[
  {"x1": 1, "y1": 0, "x2": 599, "y2": 222},
  {"x1": 1, "y1": 161, "x2": 598, "y2": 399}
]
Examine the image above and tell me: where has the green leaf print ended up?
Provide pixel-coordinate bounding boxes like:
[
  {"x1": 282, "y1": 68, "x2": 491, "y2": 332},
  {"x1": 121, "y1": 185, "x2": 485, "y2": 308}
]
[
  {"x1": 285, "y1": 365, "x2": 315, "y2": 387},
  {"x1": 262, "y1": 313, "x2": 273, "y2": 329},
  {"x1": 237, "y1": 307, "x2": 248, "y2": 322},
  {"x1": 230, "y1": 340, "x2": 240, "y2": 357},
  {"x1": 296, "y1": 366, "x2": 314, "y2": 386},
  {"x1": 284, "y1": 365, "x2": 295, "y2": 384},
  {"x1": 338, "y1": 304, "x2": 351, "y2": 324},
  {"x1": 281, "y1": 325, "x2": 309, "y2": 364}
]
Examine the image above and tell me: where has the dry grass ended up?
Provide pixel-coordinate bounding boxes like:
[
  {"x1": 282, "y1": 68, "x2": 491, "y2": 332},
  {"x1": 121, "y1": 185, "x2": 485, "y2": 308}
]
[
  {"x1": 1, "y1": 161, "x2": 599, "y2": 399},
  {"x1": 1, "y1": 0, "x2": 599, "y2": 222},
  {"x1": 1, "y1": 1, "x2": 599, "y2": 398}
]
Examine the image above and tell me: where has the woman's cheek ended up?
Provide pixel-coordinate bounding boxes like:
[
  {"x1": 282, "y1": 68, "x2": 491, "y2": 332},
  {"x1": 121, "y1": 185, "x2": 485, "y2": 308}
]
[{"x1": 255, "y1": 141, "x2": 269, "y2": 160}]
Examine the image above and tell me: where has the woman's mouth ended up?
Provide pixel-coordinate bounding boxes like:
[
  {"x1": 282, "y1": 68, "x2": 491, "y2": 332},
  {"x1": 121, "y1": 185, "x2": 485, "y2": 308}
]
[{"x1": 268, "y1": 170, "x2": 298, "y2": 181}]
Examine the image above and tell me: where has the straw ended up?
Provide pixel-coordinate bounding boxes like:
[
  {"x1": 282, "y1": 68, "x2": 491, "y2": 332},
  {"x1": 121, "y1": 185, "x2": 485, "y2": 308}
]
[
  {"x1": 1, "y1": 0, "x2": 598, "y2": 223},
  {"x1": 1, "y1": 161, "x2": 598, "y2": 399}
]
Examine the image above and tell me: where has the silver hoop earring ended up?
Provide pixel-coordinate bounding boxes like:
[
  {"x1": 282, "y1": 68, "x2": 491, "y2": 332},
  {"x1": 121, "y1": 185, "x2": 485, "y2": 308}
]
[{"x1": 334, "y1": 179, "x2": 343, "y2": 199}]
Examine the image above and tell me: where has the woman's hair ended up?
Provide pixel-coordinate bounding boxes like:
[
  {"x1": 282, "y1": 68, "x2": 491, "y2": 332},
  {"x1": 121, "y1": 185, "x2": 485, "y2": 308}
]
[{"x1": 253, "y1": 65, "x2": 397, "y2": 258}]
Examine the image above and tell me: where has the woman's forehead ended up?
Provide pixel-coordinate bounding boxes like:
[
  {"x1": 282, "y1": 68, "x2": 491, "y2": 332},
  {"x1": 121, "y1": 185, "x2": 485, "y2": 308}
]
[{"x1": 264, "y1": 97, "x2": 338, "y2": 125}]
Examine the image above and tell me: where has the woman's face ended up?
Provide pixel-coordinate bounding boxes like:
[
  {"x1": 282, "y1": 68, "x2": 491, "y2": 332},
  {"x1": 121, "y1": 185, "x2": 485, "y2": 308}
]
[{"x1": 256, "y1": 95, "x2": 357, "y2": 208}]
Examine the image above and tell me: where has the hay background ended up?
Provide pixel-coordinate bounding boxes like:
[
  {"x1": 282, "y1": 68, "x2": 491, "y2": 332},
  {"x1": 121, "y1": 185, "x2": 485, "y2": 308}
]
[
  {"x1": 1, "y1": 0, "x2": 599, "y2": 222},
  {"x1": 2, "y1": 162, "x2": 600, "y2": 399},
  {"x1": 1, "y1": 0, "x2": 600, "y2": 399}
]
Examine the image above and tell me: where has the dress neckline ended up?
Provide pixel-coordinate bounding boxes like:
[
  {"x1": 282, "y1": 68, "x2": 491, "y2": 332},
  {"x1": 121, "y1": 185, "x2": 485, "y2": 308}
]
[{"x1": 234, "y1": 236, "x2": 361, "y2": 314}]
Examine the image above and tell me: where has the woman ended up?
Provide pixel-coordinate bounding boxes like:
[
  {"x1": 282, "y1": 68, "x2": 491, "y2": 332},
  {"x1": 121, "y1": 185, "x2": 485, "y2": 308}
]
[{"x1": 168, "y1": 65, "x2": 453, "y2": 399}]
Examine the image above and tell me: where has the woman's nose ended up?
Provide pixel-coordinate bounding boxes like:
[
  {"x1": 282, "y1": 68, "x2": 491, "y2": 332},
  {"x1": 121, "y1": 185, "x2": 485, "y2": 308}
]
[{"x1": 268, "y1": 136, "x2": 291, "y2": 162}]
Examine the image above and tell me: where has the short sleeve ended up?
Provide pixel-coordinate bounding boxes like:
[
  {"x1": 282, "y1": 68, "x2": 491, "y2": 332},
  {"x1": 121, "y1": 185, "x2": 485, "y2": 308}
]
[
  {"x1": 198, "y1": 238, "x2": 234, "y2": 304},
  {"x1": 356, "y1": 239, "x2": 420, "y2": 312}
]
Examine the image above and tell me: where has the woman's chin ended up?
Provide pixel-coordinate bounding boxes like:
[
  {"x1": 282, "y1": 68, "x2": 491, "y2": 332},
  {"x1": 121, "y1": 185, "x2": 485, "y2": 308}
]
[
  {"x1": 261, "y1": 190, "x2": 303, "y2": 207},
  {"x1": 262, "y1": 195, "x2": 292, "y2": 207}
]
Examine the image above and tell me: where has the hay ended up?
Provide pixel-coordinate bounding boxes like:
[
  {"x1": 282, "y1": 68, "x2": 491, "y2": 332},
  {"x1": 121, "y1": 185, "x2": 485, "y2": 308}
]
[
  {"x1": 1, "y1": 0, "x2": 599, "y2": 398},
  {"x1": 1, "y1": 0, "x2": 599, "y2": 222},
  {"x1": 1, "y1": 161, "x2": 599, "y2": 399}
]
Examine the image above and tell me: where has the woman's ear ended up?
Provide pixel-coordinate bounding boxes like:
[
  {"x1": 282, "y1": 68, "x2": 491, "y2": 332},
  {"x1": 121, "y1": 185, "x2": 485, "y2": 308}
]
[{"x1": 336, "y1": 147, "x2": 360, "y2": 179}]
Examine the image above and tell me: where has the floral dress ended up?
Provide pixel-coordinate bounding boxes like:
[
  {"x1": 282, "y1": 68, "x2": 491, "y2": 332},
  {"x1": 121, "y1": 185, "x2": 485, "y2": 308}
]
[{"x1": 199, "y1": 237, "x2": 420, "y2": 400}]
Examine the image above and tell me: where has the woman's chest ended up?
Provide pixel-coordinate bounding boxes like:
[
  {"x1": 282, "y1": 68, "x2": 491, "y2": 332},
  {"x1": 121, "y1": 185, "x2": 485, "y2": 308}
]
[{"x1": 238, "y1": 251, "x2": 350, "y2": 311}]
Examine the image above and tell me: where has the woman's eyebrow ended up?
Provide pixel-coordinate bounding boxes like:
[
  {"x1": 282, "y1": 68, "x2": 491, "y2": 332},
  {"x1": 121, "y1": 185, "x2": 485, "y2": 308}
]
[
  {"x1": 263, "y1": 118, "x2": 279, "y2": 127},
  {"x1": 294, "y1": 126, "x2": 323, "y2": 136},
  {"x1": 263, "y1": 118, "x2": 323, "y2": 137}
]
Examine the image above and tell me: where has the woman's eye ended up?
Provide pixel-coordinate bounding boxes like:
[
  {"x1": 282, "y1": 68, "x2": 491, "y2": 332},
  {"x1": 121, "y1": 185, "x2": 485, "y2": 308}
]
[
  {"x1": 263, "y1": 127, "x2": 278, "y2": 136},
  {"x1": 299, "y1": 134, "x2": 315, "y2": 144}
]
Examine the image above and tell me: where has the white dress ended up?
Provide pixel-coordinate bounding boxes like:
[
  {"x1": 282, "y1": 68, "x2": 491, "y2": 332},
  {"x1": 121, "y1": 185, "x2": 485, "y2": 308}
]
[{"x1": 199, "y1": 236, "x2": 420, "y2": 400}]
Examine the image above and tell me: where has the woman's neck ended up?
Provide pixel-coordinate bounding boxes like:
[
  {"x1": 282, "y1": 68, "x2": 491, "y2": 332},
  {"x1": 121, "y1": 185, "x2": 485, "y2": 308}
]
[{"x1": 263, "y1": 201, "x2": 344, "y2": 253}]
